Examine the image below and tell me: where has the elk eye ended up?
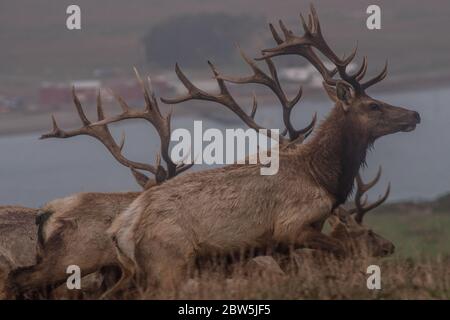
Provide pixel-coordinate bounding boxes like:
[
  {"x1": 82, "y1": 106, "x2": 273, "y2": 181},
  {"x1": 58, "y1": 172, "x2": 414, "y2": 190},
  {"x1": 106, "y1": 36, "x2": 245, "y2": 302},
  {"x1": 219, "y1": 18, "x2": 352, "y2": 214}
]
[{"x1": 369, "y1": 103, "x2": 381, "y2": 111}]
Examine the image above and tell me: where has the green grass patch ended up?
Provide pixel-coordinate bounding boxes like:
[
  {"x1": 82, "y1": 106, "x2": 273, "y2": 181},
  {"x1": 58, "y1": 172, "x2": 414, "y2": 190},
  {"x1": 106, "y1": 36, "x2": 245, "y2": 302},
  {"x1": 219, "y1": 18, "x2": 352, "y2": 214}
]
[{"x1": 366, "y1": 212, "x2": 450, "y2": 259}]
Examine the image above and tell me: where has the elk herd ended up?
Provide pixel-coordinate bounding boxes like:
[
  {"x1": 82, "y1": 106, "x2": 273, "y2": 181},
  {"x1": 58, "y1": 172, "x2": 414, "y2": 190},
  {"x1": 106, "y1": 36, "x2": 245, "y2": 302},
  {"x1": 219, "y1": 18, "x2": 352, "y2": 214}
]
[{"x1": 0, "y1": 5, "x2": 419, "y2": 299}]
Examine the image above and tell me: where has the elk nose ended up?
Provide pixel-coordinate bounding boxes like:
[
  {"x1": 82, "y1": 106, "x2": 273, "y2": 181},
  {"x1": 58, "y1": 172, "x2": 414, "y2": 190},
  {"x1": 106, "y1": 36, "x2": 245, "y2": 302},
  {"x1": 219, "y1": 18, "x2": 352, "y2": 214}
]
[
  {"x1": 382, "y1": 243, "x2": 395, "y2": 256},
  {"x1": 413, "y1": 111, "x2": 421, "y2": 123}
]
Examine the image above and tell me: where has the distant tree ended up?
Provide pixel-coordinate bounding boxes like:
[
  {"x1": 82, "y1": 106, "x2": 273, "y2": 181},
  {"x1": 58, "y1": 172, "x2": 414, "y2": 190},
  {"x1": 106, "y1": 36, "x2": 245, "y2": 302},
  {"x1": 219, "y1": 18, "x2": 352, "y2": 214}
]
[{"x1": 143, "y1": 13, "x2": 262, "y2": 69}]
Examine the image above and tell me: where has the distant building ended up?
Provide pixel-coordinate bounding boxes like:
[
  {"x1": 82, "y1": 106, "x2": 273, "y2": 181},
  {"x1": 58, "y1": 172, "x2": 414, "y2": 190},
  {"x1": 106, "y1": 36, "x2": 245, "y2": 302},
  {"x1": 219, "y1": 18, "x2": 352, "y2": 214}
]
[
  {"x1": 38, "y1": 76, "x2": 174, "y2": 111},
  {"x1": 39, "y1": 80, "x2": 101, "y2": 110},
  {"x1": 38, "y1": 83, "x2": 70, "y2": 110},
  {"x1": 38, "y1": 80, "x2": 101, "y2": 110}
]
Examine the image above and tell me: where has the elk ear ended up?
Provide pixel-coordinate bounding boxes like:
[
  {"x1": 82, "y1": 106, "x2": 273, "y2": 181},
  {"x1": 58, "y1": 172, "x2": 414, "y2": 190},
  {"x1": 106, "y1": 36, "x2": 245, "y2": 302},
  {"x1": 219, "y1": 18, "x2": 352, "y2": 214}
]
[
  {"x1": 335, "y1": 81, "x2": 354, "y2": 111},
  {"x1": 328, "y1": 214, "x2": 348, "y2": 235},
  {"x1": 328, "y1": 215, "x2": 349, "y2": 237},
  {"x1": 322, "y1": 82, "x2": 338, "y2": 102}
]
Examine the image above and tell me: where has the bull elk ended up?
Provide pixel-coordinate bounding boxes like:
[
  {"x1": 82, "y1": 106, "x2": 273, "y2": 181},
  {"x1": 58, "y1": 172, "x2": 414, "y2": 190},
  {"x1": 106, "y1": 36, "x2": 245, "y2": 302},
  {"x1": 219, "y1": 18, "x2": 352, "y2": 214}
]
[{"x1": 103, "y1": 5, "x2": 419, "y2": 291}]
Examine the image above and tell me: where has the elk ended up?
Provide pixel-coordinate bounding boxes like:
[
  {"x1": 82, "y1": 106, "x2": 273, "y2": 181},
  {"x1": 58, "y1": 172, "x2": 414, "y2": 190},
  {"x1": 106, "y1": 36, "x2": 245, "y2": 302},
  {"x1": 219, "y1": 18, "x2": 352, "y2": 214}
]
[
  {"x1": 102, "y1": 5, "x2": 419, "y2": 291},
  {"x1": 0, "y1": 206, "x2": 38, "y2": 298},
  {"x1": 327, "y1": 167, "x2": 393, "y2": 258}
]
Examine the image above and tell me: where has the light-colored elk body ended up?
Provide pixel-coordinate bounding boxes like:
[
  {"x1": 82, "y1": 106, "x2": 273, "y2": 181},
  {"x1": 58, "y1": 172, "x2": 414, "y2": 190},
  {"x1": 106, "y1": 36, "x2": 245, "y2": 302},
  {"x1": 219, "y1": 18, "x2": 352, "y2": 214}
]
[
  {"x1": 0, "y1": 206, "x2": 37, "y2": 270},
  {"x1": 7, "y1": 192, "x2": 139, "y2": 296},
  {"x1": 0, "y1": 206, "x2": 38, "y2": 298},
  {"x1": 113, "y1": 115, "x2": 391, "y2": 287},
  {"x1": 110, "y1": 6, "x2": 419, "y2": 290}
]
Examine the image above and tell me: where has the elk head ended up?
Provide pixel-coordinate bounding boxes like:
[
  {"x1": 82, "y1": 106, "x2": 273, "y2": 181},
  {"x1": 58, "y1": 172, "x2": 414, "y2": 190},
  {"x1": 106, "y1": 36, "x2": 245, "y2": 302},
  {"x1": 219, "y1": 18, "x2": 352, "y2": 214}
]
[
  {"x1": 329, "y1": 167, "x2": 394, "y2": 257},
  {"x1": 258, "y1": 4, "x2": 420, "y2": 143}
]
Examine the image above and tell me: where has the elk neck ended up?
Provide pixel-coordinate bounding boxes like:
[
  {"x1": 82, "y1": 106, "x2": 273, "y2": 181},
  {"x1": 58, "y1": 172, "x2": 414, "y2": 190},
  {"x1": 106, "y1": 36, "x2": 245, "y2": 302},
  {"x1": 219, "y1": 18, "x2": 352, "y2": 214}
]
[{"x1": 302, "y1": 104, "x2": 370, "y2": 207}]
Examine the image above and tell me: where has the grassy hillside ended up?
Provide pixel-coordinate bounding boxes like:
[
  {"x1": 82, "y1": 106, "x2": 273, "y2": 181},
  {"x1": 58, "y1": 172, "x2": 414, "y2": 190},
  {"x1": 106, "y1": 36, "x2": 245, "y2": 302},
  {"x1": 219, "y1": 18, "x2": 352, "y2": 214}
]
[{"x1": 367, "y1": 213, "x2": 450, "y2": 258}]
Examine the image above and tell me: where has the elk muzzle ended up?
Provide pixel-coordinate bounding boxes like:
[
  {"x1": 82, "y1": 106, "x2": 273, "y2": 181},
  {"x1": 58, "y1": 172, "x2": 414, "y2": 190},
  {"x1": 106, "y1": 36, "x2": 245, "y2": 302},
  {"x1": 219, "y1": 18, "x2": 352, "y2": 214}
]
[{"x1": 395, "y1": 108, "x2": 420, "y2": 133}]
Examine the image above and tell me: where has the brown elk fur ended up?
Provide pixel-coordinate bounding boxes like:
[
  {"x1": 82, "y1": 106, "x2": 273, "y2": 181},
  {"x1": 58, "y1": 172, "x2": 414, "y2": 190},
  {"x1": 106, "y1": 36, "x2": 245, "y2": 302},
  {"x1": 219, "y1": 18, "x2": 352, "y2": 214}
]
[
  {"x1": 328, "y1": 208, "x2": 394, "y2": 258},
  {"x1": 0, "y1": 206, "x2": 38, "y2": 298},
  {"x1": 306, "y1": 106, "x2": 370, "y2": 205}
]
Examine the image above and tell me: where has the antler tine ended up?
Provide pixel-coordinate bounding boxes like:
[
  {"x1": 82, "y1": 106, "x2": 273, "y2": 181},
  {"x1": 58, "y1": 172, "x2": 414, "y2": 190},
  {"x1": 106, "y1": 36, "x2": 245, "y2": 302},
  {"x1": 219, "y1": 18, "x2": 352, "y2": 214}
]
[
  {"x1": 161, "y1": 61, "x2": 287, "y2": 144},
  {"x1": 133, "y1": 67, "x2": 158, "y2": 114},
  {"x1": 361, "y1": 60, "x2": 388, "y2": 90},
  {"x1": 309, "y1": 4, "x2": 321, "y2": 34},
  {"x1": 250, "y1": 92, "x2": 258, "y2": 119},
  {"x1": 160, "y1": 63, "x2": 211, "y2": 105},
  {"x1": 296, "y1": 112, "x2": 317, "y2": 141},
  {"x1": 72, "y1": 86, "x2": 91, "y2": 126},
  {"x1": 118, "y1": 131, "x2": 126, "y2": 151},
  {"x1": 41, "y1": 89, "x2": 162, "y2": 182},
  {"x1": 278, "y1": 19, "x2": 293, "y2": 41},
  {"x1": 130, "y1": 167, "x2": 151, "y2": 189},
  {"x1": 96, "y1": 90, "x2": 106, "y2": 121},
  {"x1": 354, "y1": 56, "x2": 368, "y2": 81},
  {"x1": 172, "y1": 144, "x2": 195, "y2": 175},
  {"x1": 353, "y1": 167, "x2": 390, "y2": 224},
  {"x1": 40, "y1": 114, "x2": 63, "y2": 139},
  {"x1": 269, "y1": 23, "x2": 283, "y2": 45},
  {"x1": 356, "y1": 166, "x2": 382, "y2": 194},
  {"x1": 217, "y1": 46, "x2": 269, "y2": 84},
  {"x1": 357, "y1": 183, "x2": 390, "y2": 221},
  {"x1": 299, "y1": 13, "x2": 311, "y2": 35}
]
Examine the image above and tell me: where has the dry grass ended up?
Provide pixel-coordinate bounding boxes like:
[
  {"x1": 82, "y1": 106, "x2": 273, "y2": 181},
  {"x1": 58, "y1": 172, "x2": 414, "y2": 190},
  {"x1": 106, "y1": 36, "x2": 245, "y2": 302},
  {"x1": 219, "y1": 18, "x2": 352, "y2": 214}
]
[
  {"x1": 2, "y1": 210, "x2": 450, "y2": 300},
  {"x1": 1, "y1": 253, "x2": 449, "y2": 300},
  {"x1": 119, "y1": 254, "x2": 450, "y2": 300}
]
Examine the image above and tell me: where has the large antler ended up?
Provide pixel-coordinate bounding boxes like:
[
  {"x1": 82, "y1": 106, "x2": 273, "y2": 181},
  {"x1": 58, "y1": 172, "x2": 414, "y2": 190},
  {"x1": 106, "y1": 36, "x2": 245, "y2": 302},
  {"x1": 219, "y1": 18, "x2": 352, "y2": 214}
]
[
  {"x1": 215, "y1": 47, "x2": 316, "y2": 142},
  {"x1": 161, "y1": 56, "x2": 316, "y2": 145},
  {"x1": 162, "y1": 62, "x2": 283, "y2": 144},
  {"x1": 41, "y1": 69, "x2": 192, "y2": 187},
  {"x1": 349, "y1": 167, "x2": 391, "y2": 224},
  {"x1": 259, "y1": 4, "x2": 387, "y2": 93}
]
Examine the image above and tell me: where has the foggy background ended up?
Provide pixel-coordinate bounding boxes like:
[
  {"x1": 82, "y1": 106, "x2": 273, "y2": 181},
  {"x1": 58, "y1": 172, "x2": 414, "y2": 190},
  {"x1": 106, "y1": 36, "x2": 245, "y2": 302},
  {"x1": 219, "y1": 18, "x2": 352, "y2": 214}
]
[{"x1": 0, "y1": 0, "x2": 449, "y2": 207}]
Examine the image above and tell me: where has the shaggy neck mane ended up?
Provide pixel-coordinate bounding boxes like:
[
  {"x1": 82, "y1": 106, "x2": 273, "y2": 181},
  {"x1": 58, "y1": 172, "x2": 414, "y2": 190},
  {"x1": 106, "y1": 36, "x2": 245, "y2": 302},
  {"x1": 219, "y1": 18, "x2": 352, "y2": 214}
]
[{"x1": 304, "y1": 105, "x2": 370, "y2": 207}]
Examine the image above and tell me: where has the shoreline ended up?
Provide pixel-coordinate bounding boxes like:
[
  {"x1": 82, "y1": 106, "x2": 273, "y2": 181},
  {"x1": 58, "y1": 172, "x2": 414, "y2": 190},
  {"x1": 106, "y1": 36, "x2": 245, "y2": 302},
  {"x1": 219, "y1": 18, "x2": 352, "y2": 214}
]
[{"x1": 1, "y1": 72, "x2": 449, "y2": 138}]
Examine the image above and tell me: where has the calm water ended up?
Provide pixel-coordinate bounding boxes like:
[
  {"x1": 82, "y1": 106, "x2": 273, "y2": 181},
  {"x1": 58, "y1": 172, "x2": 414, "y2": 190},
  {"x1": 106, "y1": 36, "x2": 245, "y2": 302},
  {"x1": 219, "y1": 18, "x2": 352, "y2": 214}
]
[{"x1": 1, "y1": 86, "x2": 449, "y2": 208}]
